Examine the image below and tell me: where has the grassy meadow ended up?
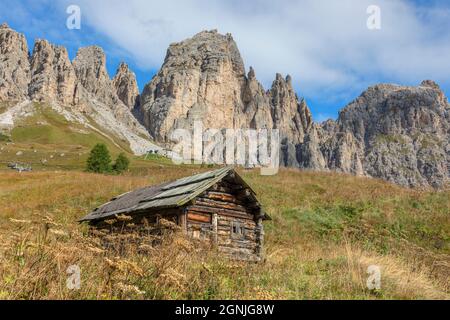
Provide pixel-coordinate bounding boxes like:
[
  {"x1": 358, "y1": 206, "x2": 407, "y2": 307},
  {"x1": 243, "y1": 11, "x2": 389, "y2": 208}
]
[
  {"x1": 0, "y1": 162, "x2": 448, "y2": 299},
  {"x1": 0, "y1": 102, "x2": 448, "y2": 299},
  {"x1": 0, "y1": 104, "x2": 159, "y2": 171}
]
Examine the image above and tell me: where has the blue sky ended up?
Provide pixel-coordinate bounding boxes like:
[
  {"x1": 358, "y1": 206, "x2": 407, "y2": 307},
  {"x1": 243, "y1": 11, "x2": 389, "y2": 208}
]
[{"x1": 1, "y1": 0, "x2": 449, "y2": 122}]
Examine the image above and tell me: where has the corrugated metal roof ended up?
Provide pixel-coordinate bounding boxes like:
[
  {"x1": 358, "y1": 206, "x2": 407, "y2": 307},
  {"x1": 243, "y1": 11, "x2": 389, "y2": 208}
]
[{"x1": 79, "y1": 166, "x2": 266, "y2": 222}]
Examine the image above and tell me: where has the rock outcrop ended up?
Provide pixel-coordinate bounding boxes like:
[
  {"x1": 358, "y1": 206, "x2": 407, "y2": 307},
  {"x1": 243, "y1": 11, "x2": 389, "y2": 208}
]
[
  {"x1": 72, "y1": 46, "x2": 120, "y2": 107},
  {"x1": 140, "y1": 30, "x2": 248, "y2": 143},
  {"x1": 29, "y1": 39, "x2": 77, "y2": 105},
  {"x1": 139, "y1": 30, "x2": 449, "y2": 188},
  {"x1": 112, "y1": 62, "x2": 140, "y2": 109},
  {"x1": 0, "y1": 23, "x2": 30, "y2": 101},
  {"x1": 1, "y1": 24, "x2": 448, "y2": 187},
  {"x1": 311, "y1": 81, "x2": 450, "y2": 188},
  {"x1": 0, "y1": 24, "x2": 158, "y2": 155},
  {"x1": 139, "y1": 30, "x2": 312, "y2": 166},
  {"x1": 70, "y1": 46, "x2": 147, "y2": 131}
]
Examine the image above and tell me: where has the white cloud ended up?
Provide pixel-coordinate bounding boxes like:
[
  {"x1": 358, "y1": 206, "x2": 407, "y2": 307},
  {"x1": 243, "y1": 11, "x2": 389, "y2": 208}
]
[{"x1": 60, "y1": 0, "x2": 450, "y2": 104}]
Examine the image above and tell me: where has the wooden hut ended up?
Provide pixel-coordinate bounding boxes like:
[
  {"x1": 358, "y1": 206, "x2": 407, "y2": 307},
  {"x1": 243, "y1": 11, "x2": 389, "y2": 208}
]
[{"x1": 80, "y1": 167, "x2": 270, "y2": 262}]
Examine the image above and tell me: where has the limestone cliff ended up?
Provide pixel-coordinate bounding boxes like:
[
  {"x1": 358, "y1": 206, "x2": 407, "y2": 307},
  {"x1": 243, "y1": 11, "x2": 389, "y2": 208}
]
[
  {"x1": 112, "y1": 62, "x2": 140, "y2": 109},
  {"x1": 139, "y1": 30, "x2": 311, "y2": 166},
  {"x1": 29, "y1": 39, "x2": 77, "y2": 105},
  {"x1": 0, "y1": 23, "x2": 30, "y2": 101},
  {"x1": 1, "y1": 24, "x2": 448, "y2": 187},
  {"x1": 139, "y1": 30, "x2": 449, "y2": 188},
  {"x1": 312, "y1": 81, "x2": 450, "y2": 188},
  {"x1": 0, "y1": 24, "x2": 158, "y2": 155}
]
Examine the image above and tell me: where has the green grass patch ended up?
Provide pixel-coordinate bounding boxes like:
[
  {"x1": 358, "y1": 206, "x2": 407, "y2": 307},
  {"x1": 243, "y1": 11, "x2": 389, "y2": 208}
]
[
  {"x1": 11, "y1": 105, "x2": 126, "y2": 154},
  {"x1": 0, "y1": 133, "x2": 11, "y2": 142}
]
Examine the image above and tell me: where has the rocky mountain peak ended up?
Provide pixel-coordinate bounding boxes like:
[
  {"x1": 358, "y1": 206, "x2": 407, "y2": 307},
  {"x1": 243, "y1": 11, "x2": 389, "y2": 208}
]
[
  {"x1": 1, "y1": 24, "x2": 447, "y2": 188},
  {"x1": 270, "y1": 73, "x2": 312, "y2": 144},
  {"x1": 29, "y1": 39, "x2": 77, "y2": 104},
  {"x1": 139, "y1": 30, "x2": 314, "y2": 167},
  {"x1": 112, "y1": 62, "x2": 140, "y2": 109},
  {"x1": 0, "y1": 22, "x2": 30, "y2": 101},
  {"x1": 311, "y1": 81, "x2": 450, "y2": 188},
  {"x1": 72, "y1": 46, "x2": 119, "y2": 106},
  {"x1": 74, "y1": 45, "x2": 106, "y2": 64},
  {"x1": 73, "y1": 46, "x2": 108, "y2": 84},
  {"x1": 167, "y1": 29, "x2": 246, "y2": 77},
  {"x1": 140, "y1": 30, "x2": 250, "y2": 142},
  {"x1": 139, "y1": 30, "x2": 448, "y2": 188},
  {"x1": 420, "y1": 80, "x2": 441, "y2": 90},
  {"x1": 0, "y1": 24, "x2": 156, "y2": 155},
  {"x1": 116, "y1": 61, "x2": 130, "y2": 73},
  {"x1": 248, "y1": 66, "x2": 256, "y2": 80}
]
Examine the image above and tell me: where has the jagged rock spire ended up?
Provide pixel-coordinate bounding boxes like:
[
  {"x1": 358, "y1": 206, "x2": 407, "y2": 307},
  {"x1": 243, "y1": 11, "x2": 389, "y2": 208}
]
[
  {"x1": 1, "y1": 24, "x2": 447, "y2": 187},
  {"x1": 0, "y1": 24, "x2": 155, "y2": 155},
  {"x1": 113, "y1": 62, "x2": 140, "y2": 109},
  {"x1": 29, "y1": 39, "x2": 77, "y2": 104},
  {"x1": 0, "y1": 22, "x2": 30, "y2": 100}
]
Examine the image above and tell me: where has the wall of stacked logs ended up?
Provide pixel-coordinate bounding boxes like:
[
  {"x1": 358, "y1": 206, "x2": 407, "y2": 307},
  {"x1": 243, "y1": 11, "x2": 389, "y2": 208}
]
[{"x1": 184, "y1": 179, "x2": 264, "y2": 261}]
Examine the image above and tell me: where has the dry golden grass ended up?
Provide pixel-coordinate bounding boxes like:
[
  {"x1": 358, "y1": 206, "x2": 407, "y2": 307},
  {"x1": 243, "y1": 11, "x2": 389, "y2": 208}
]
[{"x1": 0, "y1": 166, "x2": 448, "y2": 300}]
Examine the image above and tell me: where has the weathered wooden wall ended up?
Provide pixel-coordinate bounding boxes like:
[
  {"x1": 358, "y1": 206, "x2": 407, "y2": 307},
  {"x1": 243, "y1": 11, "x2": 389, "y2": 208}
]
[
  {"x1": 185, "y1": 180, "x2": 263, "y2": 261},
  {"x1": 91, "y1": 178, "x2": 265, "y2": 262}
]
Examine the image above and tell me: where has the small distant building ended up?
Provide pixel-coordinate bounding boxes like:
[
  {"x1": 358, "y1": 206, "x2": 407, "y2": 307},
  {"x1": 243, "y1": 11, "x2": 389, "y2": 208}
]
[{"x1": 80, "y1": 167, "x2": 270, "y2": 261}]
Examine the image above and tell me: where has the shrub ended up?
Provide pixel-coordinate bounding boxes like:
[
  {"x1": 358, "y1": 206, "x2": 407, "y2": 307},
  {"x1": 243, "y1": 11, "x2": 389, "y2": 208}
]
[
  {"x1": 113, "y1": 153, "x2": 130, "y2": 174},
  {"x1": 0, "y1": 133, "x2": 11, "y2": 142},
  {"x1": 86, "y1": 143, "x2": 112, "y2": 174}
]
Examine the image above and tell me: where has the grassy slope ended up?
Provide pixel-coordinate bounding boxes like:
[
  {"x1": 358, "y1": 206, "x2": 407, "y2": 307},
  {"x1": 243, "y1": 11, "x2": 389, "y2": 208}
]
[
  {"x1": 0, "y1": 104, "x2": 173, "y2": 173},
  {"x1": 0, "y1": 103, "x2": 448, "y2": 299},
  {"x1": 0, "y1": 104, "x2": 142, "y2": 170},
  {"x1": 0, "y1": 164, "x2": 448, "y2": 300}
]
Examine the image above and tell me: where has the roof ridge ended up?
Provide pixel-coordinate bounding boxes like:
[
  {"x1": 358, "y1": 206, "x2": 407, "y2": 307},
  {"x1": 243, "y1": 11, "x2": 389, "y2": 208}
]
[
  {"x1": 79, "y1": 166, "x2": 245, "y2": 222},
  {"x1": 160, "y1": 166, "x2": 234, "y2": 191}
]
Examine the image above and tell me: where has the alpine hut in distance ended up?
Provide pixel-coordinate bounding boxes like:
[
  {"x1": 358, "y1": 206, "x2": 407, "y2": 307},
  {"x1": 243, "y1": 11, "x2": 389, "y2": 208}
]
[{"x1": 80, "y1": 167, "x2": 270, "y2": 262}]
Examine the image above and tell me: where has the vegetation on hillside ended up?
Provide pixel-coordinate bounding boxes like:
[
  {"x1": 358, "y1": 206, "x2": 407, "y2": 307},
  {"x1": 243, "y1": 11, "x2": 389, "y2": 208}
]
[
  {"x1": 86, "y1": 144, "x2": 130, "y2": 174},
  {"x1": 86, "y1": 143, "x2": 112, "y2": 174},
  {"x1": 0, "y1": 104, "x2": 136, "y2": 171},
  {"x1": 0, "y1": 103, "x2": 448, "y2": 300},
  {"x1": 0, "y1": 166, "x2": 448, "y2": 300},
  {"x1": 112, "y1": 153, "x2": 130, "y2": 174}
]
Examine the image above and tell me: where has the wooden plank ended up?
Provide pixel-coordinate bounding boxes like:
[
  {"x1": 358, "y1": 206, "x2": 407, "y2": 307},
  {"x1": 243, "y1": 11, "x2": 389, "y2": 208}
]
[
  {"x1": 187, "y1": 205, "x2": 219, "y2": 215},
  {"x1": 219, "y1": 211, "x2": 255, "y2": 221},
  {"x1": 218, "y1": 236, "x2": 257, "y2": 247},
  {"x1": 204, "y1": 191, "x2": 244, "y2": 204},
  {"x1": 187, "y1": 212, "x2": 211, "y2": 223},
  {"x1": 194, "y1": 198, "x2": 251, "y2": 214},
  {"x1": 188, "y1": 205, "x2": 255, "y2": 220},
  {"x1": 217, "y1": 229, "x2": 230, "y2": 236},
  {"x1": 179, "y1": 211, "x2": 187, "y2": 232},
  {"x1": 217, "y1": 222, "x2": 256, "y2": 231},
  {"x1": 218, "y1": 216, "x2": 256, "y2": 226},
  {"x1": 217, "y1": 231, "x2": 256, "y2": 239},
  {"x1": 212, "y1": 213, "x2": 218, "y2": 244},
  {"x1": 188, "y1": 209, "x2": 213, "y2": 217}
]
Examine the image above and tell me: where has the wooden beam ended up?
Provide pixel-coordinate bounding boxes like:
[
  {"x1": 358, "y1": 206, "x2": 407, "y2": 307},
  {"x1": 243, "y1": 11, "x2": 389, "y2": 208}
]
[
  {"x1": 187, "y1": 203, "x2": 255, "y2": 218},
  {"x1": 195, "y1": 198, "x2": 250, "y2": 213},
  {"x1": 187, "y1": 212, "x2": 211, "y2": 224},
  {"x1": 212, "y1": 213, "x2": 218, "y2": 244}
]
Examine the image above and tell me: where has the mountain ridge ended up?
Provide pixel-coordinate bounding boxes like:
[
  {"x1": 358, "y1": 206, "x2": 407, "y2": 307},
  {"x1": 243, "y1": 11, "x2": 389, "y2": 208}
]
[
  {"x1": 137, "y1": 29, "x2": 449, "y2": 188},
  {"x1": 0, "y1": 22, "x2": 159, "y2": 155},
  {"x1": 1, "y1": 24, "x2": 448, "y2": 188}
]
